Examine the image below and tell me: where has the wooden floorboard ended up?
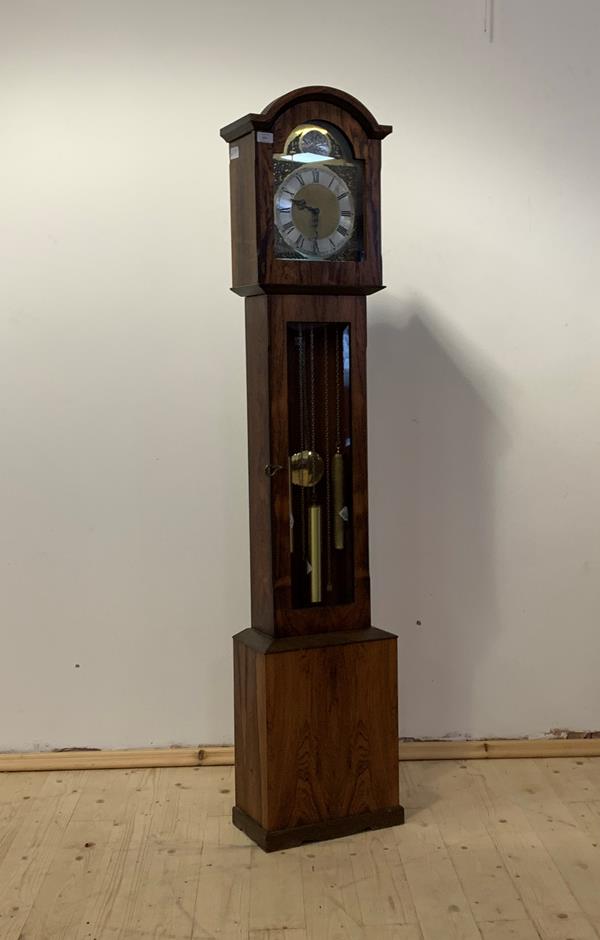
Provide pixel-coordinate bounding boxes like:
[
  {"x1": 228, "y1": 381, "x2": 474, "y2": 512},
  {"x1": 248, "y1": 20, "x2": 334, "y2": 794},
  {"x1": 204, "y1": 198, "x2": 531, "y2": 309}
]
[{"x1": 1, "y1": 760, "x2": 599, "y2": 939}]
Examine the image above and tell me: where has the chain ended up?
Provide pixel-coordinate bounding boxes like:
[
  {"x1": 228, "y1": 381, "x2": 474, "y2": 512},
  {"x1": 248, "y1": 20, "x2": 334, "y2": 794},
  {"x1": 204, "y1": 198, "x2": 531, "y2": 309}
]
[
  {"x1": 335, "y1": 327, "x2": 342, "y2": 452},
  {"x1": 298, "y1": 325, "x2": 305, "y2": 455},
  {"x1": 323, "y1": 327, "x2": 332, "y2": 592},
  {"x1": 310, "y1": 326, "x2": 316, "y2": 456},
  {"x1": 298, "y1": 326, "x2": 306, "y2": 564}
]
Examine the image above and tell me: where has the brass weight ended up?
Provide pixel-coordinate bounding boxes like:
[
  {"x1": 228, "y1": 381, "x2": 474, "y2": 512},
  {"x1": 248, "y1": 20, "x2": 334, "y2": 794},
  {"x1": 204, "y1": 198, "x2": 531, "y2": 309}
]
[
  {"x1": 333, "y1": 451, "x2": 344, "y2": 549},
  {"x1": 308, "y1": 503, "x2": 322, "y2": 603}
]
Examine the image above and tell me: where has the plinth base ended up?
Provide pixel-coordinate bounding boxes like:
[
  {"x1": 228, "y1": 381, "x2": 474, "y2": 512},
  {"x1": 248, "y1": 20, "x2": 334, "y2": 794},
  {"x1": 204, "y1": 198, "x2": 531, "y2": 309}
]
[
  {"x1": 233, "y1": 626, "x2": 404, "y2": 852},
  {"x1": 233, "y1": 803, "x2": 405, "y2": 852}
]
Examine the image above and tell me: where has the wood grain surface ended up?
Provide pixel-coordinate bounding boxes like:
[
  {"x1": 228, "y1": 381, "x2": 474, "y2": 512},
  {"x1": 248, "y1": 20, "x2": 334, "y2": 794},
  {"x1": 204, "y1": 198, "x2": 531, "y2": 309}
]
[
  {"x1": 3, "y1": 758, "x2": 600, "y2": 937},
  {"x1": 227, "y1": 130, "x2": 258, "y2": 291},
  {"x1": 220, "y1": 84, "x2": 393, "y2": 142},
  {"x1": 233, "y1": 629, "x2": 401, "y2": 845},
  {"x1": 245, "y1": 295, "x2": 275, "y2": 631},
  {"x1": 262, "y1": 635, "x2": 400, "y2": 831}
]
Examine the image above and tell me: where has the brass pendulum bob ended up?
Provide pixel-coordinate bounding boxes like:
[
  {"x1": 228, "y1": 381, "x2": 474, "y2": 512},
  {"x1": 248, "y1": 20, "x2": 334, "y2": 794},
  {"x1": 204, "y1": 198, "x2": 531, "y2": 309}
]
[
  {"x1": 290, "y1": 450, "x2": 324, "y2": 487},
  {"x1": 290, "y1": 449, "x2": 324, "y2": 603}
]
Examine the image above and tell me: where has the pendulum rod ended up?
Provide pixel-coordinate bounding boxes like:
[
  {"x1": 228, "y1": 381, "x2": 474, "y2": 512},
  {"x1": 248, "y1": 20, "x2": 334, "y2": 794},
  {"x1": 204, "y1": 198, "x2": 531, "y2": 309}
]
[
  {"x1": 333, "y1": 327, "x2": 345, "y2": 550},
  {"x1": 308, "y1": 326, "x2": 322, "y2": 603},
  {"x1": 288, "y1": 453, "x2": 293, "y2": 554}
]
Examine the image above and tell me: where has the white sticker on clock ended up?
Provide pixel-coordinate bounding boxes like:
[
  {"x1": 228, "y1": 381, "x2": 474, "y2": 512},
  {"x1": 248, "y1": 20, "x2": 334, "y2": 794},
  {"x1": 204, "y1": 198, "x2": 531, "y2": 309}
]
[
  {"x1": 229, "y1": 145, "x2": 240, "y2": 160},
  {"x1": 256, "y1": 131, "x2": 273, "y2": 144}
]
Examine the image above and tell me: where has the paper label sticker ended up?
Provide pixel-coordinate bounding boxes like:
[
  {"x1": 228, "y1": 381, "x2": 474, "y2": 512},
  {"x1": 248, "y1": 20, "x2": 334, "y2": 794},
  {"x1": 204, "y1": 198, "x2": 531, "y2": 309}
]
[
  {"x1": 229, "y1": 145, "x2": 239, "y2": 160},
  {"x1": 256, "y1": 131, "x2": 273, "y2": 144}
]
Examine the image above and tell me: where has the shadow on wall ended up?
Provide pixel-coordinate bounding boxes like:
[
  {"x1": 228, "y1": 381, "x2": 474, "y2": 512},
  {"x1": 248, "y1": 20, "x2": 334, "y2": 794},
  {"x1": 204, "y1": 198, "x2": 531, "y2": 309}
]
[{"x1": 368, "y1": 297, "x2": 511, "y2": 739}]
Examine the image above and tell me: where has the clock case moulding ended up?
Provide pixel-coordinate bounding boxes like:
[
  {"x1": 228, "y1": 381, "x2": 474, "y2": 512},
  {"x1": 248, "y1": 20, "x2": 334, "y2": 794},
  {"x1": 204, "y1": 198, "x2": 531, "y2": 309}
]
[{"x1": 221, "y1": 86, "x2": 404, "y2": 852}]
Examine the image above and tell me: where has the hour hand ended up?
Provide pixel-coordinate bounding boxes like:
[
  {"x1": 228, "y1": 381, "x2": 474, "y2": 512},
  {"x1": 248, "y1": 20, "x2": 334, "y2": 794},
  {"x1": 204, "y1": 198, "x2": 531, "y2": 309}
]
[{"x1": 292, "y1": 198, "x2": 319, "y2": 216}]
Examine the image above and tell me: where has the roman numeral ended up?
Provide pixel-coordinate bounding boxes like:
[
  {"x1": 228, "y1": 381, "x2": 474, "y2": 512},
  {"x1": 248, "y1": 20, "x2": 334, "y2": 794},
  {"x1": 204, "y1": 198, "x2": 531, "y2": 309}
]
[
  {"x1": 296, "y1": 234, "x2": 305, "y2": 248},
  {"x1": 329, "y1": 238, "x2": 336, "y2": 250},
  {"x1": 295, "y1": 174, "x2": 304, "y2": 187},
  {"x1": 336, "y1": 225, "x2": 348, "y2": 236},
  {"x1": 337, "y1": 191, "x2": 349, "y2": 201},
  {"x1": 340, "y1": 210, "x2": 352, "y2": 217},
  {"x1": 282, "y1": 221, "x2": 294, "y2": 233},
  {"x1": 283, "y1": 189, "x2": 294, "y2": 197},
  {"x1": 312, "y1": 169, "x2": 320, "y2": 183},
  {"x1": 312, "y1": 239, "x2": 320, "y2": 255},
  {"x1": 278, "y1": 205, "x2": 291, "y2": 212}
]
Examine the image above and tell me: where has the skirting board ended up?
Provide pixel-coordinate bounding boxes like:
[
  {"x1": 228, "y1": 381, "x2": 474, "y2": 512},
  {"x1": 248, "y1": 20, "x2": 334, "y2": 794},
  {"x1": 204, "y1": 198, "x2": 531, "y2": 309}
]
[
  {"x1": 0, "y1": 747, "x2": 234, "y2": 773},
  {"x1": 1, "y1": 739, "x2": 600, "y2": 772}
]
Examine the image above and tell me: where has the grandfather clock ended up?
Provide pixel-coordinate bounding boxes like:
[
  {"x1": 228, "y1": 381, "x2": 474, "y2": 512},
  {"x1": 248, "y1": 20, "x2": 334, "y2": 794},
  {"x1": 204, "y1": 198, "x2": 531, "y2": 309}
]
[{"x1": 221, "y1": 86, "x2": 404, "y2": 851}]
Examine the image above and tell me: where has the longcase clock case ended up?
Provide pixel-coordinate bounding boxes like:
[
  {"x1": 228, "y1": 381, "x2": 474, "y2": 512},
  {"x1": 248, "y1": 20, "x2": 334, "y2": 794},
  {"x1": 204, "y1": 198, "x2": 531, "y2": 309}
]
[{"x1": 221, "y1": 86, "x2": 404, "y2": 852}]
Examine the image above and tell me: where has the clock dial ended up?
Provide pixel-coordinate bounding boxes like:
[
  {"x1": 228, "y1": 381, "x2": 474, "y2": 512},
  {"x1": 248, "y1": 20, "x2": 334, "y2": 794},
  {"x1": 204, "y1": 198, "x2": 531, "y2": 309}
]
[{"x1": 274, "y1": 166, "x2": 355, "y2": 260}]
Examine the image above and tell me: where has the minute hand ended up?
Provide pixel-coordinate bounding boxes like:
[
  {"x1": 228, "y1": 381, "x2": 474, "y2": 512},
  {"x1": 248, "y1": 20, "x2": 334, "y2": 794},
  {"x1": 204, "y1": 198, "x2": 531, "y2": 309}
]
[
  {"x1": 292, "y1": 198, "x2": 319, "y2": 215},
  {"x1": 292, "y1": 199, "x2": 320, "y2": 238}
]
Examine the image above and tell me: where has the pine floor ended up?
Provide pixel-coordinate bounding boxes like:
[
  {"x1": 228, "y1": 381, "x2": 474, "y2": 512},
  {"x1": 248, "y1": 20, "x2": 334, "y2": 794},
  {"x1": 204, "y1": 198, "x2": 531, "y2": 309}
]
[{"x1": 1, "y1": 758, "x2": 600, "y2": 939}]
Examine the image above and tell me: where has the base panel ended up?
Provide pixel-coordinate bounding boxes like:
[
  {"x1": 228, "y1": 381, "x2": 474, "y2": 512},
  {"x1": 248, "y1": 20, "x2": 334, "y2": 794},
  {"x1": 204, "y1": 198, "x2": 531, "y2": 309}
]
[
  {"x1": 232, "y1": 803, "x2": 405, "y2": 853},
  {"x1": 233, "y1": 627, "x2": 404, "y2": 852}
]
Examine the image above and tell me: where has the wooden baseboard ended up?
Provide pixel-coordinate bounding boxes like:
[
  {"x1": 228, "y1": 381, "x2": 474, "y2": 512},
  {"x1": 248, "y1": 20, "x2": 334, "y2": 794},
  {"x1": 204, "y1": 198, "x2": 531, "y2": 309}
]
[
  {"x1": 0, "y1": 746, "x2": 234, "y2": 773},
  {"x1": 1, "y1": 738, "x2": 599, "y2": 773},
  {"x1": 397, "y1": 738, "x2": 600, "y2": 761}
]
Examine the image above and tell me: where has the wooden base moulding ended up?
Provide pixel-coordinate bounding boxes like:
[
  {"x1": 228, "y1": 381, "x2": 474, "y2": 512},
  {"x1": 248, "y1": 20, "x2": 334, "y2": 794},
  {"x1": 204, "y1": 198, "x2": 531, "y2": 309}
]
[{"x1": 232, "y1": 803, "x2": 405, "y2": 853}]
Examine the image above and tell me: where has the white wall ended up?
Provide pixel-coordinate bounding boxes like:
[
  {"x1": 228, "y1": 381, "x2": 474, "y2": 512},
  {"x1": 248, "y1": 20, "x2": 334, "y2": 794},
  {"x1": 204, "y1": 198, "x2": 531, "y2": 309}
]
[{"x1": 2, "y1": 0, "x2": 600, "y2": 750}]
